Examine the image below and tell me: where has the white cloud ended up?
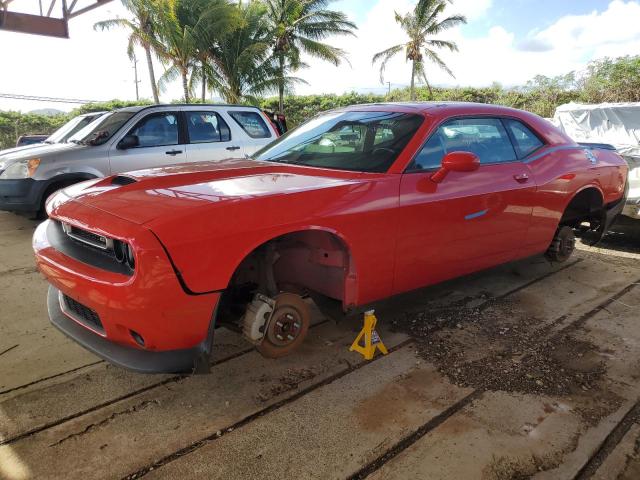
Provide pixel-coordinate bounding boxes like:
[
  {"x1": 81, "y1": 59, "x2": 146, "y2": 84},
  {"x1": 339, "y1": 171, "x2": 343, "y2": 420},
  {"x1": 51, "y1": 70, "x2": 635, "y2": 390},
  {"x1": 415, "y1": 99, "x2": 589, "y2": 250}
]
[
  {"x1": 298, "y1": 0, "x2": 640, "y2": 94},
  {"x1": 1, "y1": 0, "x2": 640, "y2": 113}
]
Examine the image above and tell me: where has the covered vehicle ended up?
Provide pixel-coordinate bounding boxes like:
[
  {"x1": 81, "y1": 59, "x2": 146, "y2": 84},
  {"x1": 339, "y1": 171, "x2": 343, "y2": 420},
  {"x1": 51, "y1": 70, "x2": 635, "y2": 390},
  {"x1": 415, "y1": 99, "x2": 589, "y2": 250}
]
[
  {"x1": 34, "y1": 102, "x2": 628, "y2": 374},
  {"x1": 552, "y1": 102, "x2": 640, "y2": 218}
]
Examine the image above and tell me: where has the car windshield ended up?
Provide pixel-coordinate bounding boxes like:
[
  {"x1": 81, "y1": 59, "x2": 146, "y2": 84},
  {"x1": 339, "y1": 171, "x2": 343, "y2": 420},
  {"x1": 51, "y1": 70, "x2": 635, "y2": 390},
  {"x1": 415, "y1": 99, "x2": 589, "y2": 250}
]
[
  {"x1": 68, "y1": 111, "x2": 136, "y2": 146},
  {"x1": 253, "y1": 111, "x2": 424, "y2": 173},
  {"x1": 46, "y1": 113, "x2": 105, "y2": 144}
]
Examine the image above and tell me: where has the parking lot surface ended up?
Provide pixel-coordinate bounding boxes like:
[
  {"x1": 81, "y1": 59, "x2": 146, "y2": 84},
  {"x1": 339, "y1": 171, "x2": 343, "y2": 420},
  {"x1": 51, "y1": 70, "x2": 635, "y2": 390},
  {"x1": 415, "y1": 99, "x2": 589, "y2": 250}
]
[{"x1": 1, "y1": 211, "x2": 640, "y2": 479}]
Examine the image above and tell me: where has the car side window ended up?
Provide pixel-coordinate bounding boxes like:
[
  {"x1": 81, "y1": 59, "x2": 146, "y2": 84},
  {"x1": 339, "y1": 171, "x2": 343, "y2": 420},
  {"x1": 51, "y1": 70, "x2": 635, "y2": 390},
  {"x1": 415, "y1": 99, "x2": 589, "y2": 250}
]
[
  {"x1": 186, "y1": 111, "x2": 231, "y2": 143},
  {"x1": 409, "y1": 117, "x2": 517, "y2": 171},
  {"x1": 504, "y1": 118, "x2": 544, "y2": 158},
  {"x1": 229, "y1": 111, "x2": 271, "y2": 139},
  {"x1": 128, "y1": 112, "x2": 178, "y2": 148}
]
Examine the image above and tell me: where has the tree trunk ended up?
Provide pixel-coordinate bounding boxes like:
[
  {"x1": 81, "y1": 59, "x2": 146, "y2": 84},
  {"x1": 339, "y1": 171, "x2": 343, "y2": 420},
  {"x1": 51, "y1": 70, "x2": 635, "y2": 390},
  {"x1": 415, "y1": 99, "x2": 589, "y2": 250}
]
[
  {"x1": 201, "y1": 62, "x2": 206, "y2": 102},
  {"x1": 144, "y1": 45, "x2": 160, "y2": 104},
  {"x1": 278, "y1": 55, "x2": 285, "y2": 114},
  {"x1": 425, "y1": 76, "x2": 433, "y2": 100},
  {"x1": 410, "y1": 60, "x2": 416, "y2": 101},
  {"x1": 182, "y1": 70, "x2": 190, "y2": 103}
]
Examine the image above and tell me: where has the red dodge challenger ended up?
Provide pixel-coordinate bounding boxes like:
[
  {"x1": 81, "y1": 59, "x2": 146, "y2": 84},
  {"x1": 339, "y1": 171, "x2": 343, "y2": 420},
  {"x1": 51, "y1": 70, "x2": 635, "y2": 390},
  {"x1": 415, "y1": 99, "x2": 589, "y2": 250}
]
[{"x1": 33, "y1": 103, "x2": 628, "y2": 373}]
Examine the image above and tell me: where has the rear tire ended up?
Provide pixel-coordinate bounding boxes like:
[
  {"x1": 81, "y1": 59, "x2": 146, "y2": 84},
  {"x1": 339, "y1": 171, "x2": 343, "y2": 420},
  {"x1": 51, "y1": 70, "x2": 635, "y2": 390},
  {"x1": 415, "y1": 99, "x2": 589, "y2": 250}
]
[
  {"x1": 545, "y1": 226, "x2": 575, "y2": 263},
  {"x1": 256, "y1": 293, "x2": 310, "y2": 359}
]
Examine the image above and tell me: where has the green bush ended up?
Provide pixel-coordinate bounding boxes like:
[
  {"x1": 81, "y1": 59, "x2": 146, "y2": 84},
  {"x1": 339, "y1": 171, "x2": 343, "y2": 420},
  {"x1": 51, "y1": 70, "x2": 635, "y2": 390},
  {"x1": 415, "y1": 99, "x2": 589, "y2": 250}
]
[{"x1": 2, "y1": 55, "x2": 638, "y2": 150}]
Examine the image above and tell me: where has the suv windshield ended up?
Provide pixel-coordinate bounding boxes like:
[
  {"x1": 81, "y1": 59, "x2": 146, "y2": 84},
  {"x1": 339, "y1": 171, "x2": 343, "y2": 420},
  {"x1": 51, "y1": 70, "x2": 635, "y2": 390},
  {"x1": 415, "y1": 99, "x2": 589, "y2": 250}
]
[
  {"x1": 46, "y1": 113, "x2": 104, "y2": 144},
  {"x1": 253, "y1": 111, "x2": 423, "y2": 173},
  {"x1": 68, "y1": 111, "x2": 136, "y2": 146}
]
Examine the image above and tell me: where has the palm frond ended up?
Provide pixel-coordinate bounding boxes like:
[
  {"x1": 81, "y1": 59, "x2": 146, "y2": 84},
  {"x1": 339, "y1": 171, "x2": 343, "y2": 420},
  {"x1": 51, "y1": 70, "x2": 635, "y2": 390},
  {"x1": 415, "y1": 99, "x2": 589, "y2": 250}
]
[{"x1": 372, "y1": 44, "x2": 405, "y2": 84}]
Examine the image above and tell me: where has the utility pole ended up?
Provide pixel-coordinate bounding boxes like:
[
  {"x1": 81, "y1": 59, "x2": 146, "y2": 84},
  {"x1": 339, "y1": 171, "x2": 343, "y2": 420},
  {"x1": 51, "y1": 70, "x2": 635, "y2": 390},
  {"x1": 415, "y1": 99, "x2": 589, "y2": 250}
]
[
  {"x1": 387, "y1": 82, "x2": 391, "y2": 96},
  {"x1": 132, "y1": 52, "x2": 141, "y2": 101}
]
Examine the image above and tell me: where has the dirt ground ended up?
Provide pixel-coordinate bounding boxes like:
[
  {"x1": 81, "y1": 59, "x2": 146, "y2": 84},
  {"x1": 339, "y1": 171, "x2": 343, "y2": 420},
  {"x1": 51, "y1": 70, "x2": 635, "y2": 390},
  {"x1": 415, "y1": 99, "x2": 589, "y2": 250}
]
[{"x1": 1, "y1": 211, "x2": 640, "y2": 480}]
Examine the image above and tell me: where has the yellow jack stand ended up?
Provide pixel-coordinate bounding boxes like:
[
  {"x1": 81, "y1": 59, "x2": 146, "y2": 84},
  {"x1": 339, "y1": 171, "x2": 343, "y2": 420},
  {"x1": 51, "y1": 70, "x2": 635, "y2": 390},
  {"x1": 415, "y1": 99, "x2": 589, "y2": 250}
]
[{"x1": 350, "y1": 309, "x2": 388, "y2": 360}]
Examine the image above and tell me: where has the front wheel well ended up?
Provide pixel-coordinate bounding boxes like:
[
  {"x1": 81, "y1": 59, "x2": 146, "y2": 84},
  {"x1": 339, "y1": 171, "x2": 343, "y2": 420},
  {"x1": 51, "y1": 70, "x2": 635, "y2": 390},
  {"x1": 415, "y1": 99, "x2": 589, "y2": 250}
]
[{"x1": 217, "y1": 230, "x2": 356, "y2": 326}]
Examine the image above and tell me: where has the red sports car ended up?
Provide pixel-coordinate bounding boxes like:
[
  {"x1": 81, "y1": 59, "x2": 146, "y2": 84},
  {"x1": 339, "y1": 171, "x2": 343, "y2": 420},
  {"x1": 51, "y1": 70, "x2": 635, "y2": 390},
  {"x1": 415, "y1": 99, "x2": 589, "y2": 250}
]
[{"x1": 33, "y1": 103, "x2": 628, "y2": 373}]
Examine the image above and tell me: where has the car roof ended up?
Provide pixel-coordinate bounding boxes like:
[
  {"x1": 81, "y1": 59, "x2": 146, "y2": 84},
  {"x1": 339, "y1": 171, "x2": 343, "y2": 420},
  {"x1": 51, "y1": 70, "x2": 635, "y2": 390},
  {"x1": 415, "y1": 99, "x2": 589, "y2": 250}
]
[
  {"x1": 340, "y1": 101, "x2": 528, "y2": 116},
  {"x1": 115, "y1": 104, "x2": 262, "y2": 113}
]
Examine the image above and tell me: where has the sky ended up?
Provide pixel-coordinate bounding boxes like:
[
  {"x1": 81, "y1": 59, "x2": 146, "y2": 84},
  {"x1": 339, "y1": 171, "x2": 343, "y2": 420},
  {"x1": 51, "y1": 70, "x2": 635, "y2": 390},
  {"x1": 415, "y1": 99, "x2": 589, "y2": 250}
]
[{"x1": 1, "y1": 0, "x2": 639, "y2": 112}]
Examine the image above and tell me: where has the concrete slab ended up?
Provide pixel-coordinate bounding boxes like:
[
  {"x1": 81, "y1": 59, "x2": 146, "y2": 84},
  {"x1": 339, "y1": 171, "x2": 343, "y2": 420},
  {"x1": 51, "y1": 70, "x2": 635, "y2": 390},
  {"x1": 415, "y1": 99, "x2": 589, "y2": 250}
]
[{"x1": 145, "y1": 346, "x2": 472, "y2": 480}]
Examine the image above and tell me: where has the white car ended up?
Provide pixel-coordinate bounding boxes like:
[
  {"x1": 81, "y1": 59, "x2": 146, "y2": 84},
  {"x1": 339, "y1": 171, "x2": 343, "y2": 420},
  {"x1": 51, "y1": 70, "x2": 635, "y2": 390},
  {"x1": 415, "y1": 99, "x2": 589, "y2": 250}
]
[{"x1": 0, "y1": 104, "x2": 282, "y2": 215}]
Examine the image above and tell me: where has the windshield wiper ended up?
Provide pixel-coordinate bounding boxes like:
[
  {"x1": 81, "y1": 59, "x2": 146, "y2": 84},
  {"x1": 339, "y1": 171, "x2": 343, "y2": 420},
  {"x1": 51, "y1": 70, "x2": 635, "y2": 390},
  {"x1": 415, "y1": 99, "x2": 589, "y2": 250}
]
[{"x1": 69, "y1": 139, "x2": 85, "y2": 145}]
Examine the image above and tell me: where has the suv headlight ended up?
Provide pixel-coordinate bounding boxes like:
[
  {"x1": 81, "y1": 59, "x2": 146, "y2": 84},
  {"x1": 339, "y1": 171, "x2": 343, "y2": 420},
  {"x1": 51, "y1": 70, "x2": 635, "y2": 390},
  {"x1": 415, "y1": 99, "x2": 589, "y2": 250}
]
[{"x1": 0, "y1": 158, "x2": 41, "y2": 179}]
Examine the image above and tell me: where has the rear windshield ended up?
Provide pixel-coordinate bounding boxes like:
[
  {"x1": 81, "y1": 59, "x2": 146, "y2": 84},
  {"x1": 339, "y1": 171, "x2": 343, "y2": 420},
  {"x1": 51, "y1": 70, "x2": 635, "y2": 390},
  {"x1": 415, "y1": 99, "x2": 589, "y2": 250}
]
[
  {"x1": 253, "y1": 111, "x2": 423, "y2": 173},
  {"x1": 229, "y1": 111, "x2": 271, "y2": 138},
  {"x1": 68, "y1": 111, "x2": 136, "y2": 146}
]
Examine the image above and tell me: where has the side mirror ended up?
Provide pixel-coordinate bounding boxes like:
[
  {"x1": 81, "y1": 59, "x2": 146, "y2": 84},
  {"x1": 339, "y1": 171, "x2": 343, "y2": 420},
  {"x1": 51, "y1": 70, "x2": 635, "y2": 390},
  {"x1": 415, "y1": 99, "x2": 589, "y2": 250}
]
[
  {"x1": 431, "y1": 151, "x2": 480, "y2": 183},
  {"x1": 117, "y1": 134, "x2": 139, "y2": 150}
]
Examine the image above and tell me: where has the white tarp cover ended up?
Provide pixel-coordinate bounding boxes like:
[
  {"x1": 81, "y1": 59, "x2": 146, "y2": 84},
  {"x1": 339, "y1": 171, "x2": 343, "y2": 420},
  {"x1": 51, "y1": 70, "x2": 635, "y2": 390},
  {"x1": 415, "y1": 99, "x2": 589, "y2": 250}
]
[
  {"x1": 553, "y1": 102, "x2": 640, "y2": 159},
  {"x1": 552, "y1": 102, "x2": 640, "y2": 209}
]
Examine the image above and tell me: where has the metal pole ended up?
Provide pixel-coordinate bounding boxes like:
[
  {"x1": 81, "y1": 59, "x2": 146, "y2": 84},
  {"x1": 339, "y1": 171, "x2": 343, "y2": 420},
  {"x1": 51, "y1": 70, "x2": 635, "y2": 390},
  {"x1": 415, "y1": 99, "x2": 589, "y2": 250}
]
[{"x1": 132, "y1": 53, "x2": 140, "y2": 101}]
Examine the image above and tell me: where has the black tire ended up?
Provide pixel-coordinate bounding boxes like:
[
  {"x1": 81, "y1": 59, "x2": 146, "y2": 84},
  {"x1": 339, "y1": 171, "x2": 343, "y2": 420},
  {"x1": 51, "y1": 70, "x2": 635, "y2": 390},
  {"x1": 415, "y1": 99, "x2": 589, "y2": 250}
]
[
  {"x1": 36, "y1": 180, "x2": 82, "y2": 219},
  {"x1": 545, "y1": 226, "x2": 576, "y2": 263},
  {"x1": 256, "y1": 293, "x2": 310, "y2": 359}
]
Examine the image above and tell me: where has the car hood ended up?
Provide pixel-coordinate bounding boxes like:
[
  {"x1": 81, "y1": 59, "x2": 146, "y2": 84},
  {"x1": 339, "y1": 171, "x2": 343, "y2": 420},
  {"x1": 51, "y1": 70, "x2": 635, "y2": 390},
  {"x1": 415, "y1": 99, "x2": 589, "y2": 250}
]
[
  {"x1": 0, "y1": 142, "x2": 81, "y2": 163},
  {"x1": 55, "y1": 158, "x2": 361, "y2": 226},
  {"x1": 0, "y1": 143, "x2": 50, "y2": 158}
]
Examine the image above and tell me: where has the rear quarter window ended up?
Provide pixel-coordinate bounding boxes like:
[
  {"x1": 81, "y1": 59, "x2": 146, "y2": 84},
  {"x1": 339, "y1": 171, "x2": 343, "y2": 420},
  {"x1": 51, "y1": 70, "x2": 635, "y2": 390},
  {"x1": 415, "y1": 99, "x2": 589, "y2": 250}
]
[
  {"x1": 229, "y1": 111, "x2": 272, "y2": 139},
  {"x1": 504, "y1": 119, "x2": 544, "y2": 158}
]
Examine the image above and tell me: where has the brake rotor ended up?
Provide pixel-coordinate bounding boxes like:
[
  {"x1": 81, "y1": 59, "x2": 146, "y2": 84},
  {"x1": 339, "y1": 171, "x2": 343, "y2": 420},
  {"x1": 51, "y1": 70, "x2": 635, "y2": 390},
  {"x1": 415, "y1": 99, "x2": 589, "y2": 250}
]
[{"x1": 256, "y1": 293, "x2": 310, "y2": 359}]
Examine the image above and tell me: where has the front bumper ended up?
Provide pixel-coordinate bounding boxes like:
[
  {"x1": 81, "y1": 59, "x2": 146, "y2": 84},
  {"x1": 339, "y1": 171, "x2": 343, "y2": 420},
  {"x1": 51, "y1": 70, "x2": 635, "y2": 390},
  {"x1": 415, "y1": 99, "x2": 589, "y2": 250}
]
[
  {"x1": 34, "y1": 212, "x2": 221, "y2": 374},
  {"x1": 48, "y1": 286, "x2": 214, "y2": 374},
  {"x1": 0, "y1": 178, "x2": 48, "y2": 212}
]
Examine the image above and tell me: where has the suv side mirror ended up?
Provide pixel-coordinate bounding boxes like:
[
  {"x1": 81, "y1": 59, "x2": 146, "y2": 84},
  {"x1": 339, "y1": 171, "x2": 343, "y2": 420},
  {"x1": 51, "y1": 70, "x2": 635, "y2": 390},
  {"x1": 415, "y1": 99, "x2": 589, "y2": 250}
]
[
  {"x1": 431, "y1": 151, "x2": 480, "y2": 183},
  {"x1": 117, "y1": 134, "x2": 139, "y2": 150}
]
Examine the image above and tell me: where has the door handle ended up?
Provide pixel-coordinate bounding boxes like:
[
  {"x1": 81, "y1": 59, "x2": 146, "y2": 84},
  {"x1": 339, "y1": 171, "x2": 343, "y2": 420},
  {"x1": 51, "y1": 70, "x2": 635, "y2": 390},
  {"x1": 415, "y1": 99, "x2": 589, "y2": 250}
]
[
  {"x1": 226, "y1": 146, "x2": 241, "y2": 151},
  {"x1": 165, "y1": 149, "x2": 183, "y2": 156},
  {"x1": 513, "y1": 173, "x2": 529, "y2": 183}
]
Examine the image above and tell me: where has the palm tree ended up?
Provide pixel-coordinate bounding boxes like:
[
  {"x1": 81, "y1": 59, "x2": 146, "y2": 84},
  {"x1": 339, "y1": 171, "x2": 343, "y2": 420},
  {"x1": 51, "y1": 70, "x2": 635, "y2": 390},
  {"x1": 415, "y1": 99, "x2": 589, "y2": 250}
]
[
  {"x1": 264, "y1": 0, "x2": 357, "y2": 114},
  {"x1": 94, "y1": 0, "x2": 162, "y2": 104},
  {"x1": 154, "y1": 0, "x2": 238, "y2": 103},
  {"x1": 372, "y1": 0, "x2": 466, "y2": 101},
  {"x1": 207, "y1": 2, "x2": 283, "y2": 104}
]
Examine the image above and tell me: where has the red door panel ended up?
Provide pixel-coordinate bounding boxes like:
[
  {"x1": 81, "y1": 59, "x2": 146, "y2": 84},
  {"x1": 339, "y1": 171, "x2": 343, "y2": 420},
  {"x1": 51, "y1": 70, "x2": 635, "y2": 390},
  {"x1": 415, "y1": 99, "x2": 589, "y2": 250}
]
[{"x1": 394, "y1": 162, "x2": 535, "y2": 295}]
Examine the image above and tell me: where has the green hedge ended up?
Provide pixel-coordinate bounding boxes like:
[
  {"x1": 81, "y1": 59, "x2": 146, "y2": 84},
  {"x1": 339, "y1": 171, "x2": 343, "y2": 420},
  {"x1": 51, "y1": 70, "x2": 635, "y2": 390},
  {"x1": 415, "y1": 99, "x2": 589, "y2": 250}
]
[{"x1": 2, "y1": 55, "x2": 638, "y2": 150}]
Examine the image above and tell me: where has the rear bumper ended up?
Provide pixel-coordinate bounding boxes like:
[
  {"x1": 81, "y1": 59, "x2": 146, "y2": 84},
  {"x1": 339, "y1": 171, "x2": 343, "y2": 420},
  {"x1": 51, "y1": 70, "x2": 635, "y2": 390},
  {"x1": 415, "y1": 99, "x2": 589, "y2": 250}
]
[
  {"x1": 48, "y1": 286, "x2": 214, "y2": 374},
  {"x1": 0, "y1": 178, "x2": 48, "y2": 212}
]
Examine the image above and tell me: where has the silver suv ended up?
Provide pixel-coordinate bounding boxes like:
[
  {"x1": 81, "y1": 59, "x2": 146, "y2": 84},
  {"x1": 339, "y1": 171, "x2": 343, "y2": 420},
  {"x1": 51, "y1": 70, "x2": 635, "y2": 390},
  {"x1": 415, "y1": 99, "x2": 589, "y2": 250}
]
[{"x1": 0, "y1": 104, "x2": 280, "y2": 215}]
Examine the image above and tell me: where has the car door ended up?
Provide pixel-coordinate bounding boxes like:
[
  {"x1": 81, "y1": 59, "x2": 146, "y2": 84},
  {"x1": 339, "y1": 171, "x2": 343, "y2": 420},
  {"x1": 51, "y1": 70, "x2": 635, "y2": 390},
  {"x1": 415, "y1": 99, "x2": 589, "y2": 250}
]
[
  {"x1": 224, "y1": 109, "x2": 277, "y2": 156},
  {"x1": 393, "y1": 117, "x2": 537, "y2": 294},
  {"x1": 182, "y1": 110, "x2": 239, "y2": 162},
  {"x1": 108, "y1": 110, "x2": 186, "y2": 174}
]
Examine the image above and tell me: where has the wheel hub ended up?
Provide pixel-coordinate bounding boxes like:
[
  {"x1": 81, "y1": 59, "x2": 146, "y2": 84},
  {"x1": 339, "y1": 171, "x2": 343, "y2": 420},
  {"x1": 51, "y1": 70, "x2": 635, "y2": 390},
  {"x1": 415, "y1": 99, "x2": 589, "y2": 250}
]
[{"x1": 267, "y1": 307, "x2": 302, "y2": 346}]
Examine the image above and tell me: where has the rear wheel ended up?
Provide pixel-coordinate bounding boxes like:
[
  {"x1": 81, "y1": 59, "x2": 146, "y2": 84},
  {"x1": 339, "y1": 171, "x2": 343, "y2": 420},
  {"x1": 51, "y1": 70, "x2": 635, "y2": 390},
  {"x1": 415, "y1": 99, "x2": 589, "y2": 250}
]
[
  {"x1": 256, "y1": 293, "x2": 310, "y2": 359},
  {"x1": 545, "y1": 226, "x2": 575, "y2": 262}
]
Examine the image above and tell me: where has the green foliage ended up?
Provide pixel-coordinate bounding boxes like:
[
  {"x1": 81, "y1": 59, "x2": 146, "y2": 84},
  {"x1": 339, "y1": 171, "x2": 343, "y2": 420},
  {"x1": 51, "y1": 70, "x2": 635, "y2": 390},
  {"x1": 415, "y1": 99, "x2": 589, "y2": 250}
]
[
  {"x1": 0, "y1": 111, "x2": 67, "y2": 151},
  {"x1": 3, "y1": 55, "x2": 639, "y2": 150},
  {"x1": 579, "y1": 56, "x2": 640, "y2": 103},
  {"x1": 69, "y1": 99, "x2": 153, "y2": 115}
]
